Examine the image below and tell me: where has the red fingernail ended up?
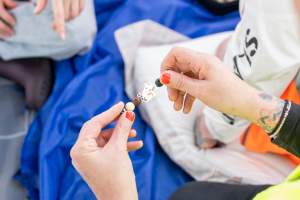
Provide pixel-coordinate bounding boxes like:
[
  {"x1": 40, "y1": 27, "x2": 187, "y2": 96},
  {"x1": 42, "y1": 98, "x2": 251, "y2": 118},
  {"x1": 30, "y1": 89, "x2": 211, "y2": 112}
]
[
  {"x1": 125, "y1": 111, "x2": 135, "y2": 122},
  {"x1": 160, "y1": 73, "x2": 171, "y2": 84}
]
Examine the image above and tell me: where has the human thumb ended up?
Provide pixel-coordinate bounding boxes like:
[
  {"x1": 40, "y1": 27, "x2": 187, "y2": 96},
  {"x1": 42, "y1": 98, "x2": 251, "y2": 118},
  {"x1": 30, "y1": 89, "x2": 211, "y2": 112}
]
[
  {"x1": 160, "y1": 70, "x2": 201, "y2": 97},
  {"x1": 109, "y1": 111, "x2": 135, "y2": 149}
]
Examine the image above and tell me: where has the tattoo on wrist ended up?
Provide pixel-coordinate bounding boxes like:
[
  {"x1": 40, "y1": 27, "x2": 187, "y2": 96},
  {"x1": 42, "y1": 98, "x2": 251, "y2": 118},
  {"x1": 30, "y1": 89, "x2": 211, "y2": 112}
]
[{"x1": 256, "y1": 93, "x2": 285, "y2": 133}]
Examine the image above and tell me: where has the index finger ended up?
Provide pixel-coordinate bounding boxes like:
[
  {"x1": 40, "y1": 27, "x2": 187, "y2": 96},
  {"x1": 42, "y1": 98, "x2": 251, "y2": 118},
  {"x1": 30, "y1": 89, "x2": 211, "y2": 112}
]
[
  {"x1": 52, "y1": 0, "x2": 66, "y2": 39},
  {"x1": 108, "y1": 111, "x2": 135, "y2": 148},
  {"x1": 161, "y1": 46, "x2": 210, "y2": 75},
  {"x1": 34, "y1": 0, "x2": 48, "y2": 14},
  {"x1": 0, "y1": 3, "x2": 16, "y2": 27}
]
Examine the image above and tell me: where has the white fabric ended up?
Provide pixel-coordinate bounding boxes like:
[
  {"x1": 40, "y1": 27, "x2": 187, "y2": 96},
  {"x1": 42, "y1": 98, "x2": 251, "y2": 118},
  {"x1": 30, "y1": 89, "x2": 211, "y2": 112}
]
[
  {"x1": 204, "y1": 0, "x2": 300, "y2": 143},
  {"x1": 116, "y1": 20, "x2": 295, "y2": 185}
]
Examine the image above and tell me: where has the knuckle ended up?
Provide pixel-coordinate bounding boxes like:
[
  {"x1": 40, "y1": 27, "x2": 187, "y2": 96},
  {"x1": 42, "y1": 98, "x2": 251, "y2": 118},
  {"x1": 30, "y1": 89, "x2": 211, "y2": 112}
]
[
  {"x1": 79, "y1": 6, "x2": 84, "y2": 13},
  {"x1": 117, "y1": 120, "x2": 126, "y2": 131},
  {"x1": 0, "y1": 25, "x2": 8, "y2": 33},
  {"x1": 1, "y1": 12, "x2": 8, "y2": 20},
  {"x1": 118, "y1": 118, "x2": 130, "y2": 132},
  {"x1": 71, "y1": 10, "x2": 79, "y2": 18},
  {"x1": 170, "y1": 46, "x2": 182, "y2": 56},
  {"x1": 176, "y1": 75, "x2": 185, "y2": 90}
]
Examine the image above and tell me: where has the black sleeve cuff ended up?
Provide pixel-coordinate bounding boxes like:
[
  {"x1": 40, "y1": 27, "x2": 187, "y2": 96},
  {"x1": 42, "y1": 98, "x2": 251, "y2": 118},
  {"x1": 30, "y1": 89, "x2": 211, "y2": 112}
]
[{"x1": 272, "y1": 102, "x2": 300, "y2": 158}]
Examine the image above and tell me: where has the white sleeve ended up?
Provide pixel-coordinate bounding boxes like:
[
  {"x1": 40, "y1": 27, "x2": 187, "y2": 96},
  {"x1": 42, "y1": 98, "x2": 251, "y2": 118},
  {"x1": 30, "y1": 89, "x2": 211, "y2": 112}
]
[
  {"x1": 202, "y1": 0, "x2": 300, "y2": 143},
  {"x1": 203, "y1": 107, "x2": 249, "y2": 143},
  {"x1": 203, "y1": 68, "x2": 299, "y2": 143}
]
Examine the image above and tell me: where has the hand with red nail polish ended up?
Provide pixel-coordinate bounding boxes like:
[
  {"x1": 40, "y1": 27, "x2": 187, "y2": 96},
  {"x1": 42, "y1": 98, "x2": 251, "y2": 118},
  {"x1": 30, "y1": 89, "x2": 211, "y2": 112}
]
[
  {"x1": 0, "y1": 0, "x2": 17, "y2": 39},
  {"x1": 161, "y1": 73, "x2": 171, "y2": 85},
  {"x1": 160, "y1": 46, "x2": 259, "y2": 122},
  {"x1": 126, "y1": 111, "x2": 135, "y2": 122},
  {"x1": 71, "y1": 102, "x2": 141, "y2": 200}
]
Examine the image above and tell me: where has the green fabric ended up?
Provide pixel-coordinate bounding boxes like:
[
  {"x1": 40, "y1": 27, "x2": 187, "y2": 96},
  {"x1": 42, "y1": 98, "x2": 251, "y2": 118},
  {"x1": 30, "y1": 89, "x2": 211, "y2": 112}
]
[{"x1": 254, "y1": 166, "x2": 300, "y2": 200}]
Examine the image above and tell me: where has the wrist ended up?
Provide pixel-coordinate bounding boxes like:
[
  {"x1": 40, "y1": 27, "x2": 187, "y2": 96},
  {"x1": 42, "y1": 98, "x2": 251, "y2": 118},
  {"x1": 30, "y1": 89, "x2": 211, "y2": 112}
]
[
  {"x1": 251, "y1": 91, "x2": 285, "y2": 133},
  {"x1": 268, "y1": 101, "x2": 291, "y2": 138},
  {"x1": 227, "y1": 80, "x2": 262, "y2": 123},
  {"x1": 94, "y1": 187, "x2": 138, "y2": 200},
  {"x1": 89, "y1": 178, "x2": 138, "y2": 200}
]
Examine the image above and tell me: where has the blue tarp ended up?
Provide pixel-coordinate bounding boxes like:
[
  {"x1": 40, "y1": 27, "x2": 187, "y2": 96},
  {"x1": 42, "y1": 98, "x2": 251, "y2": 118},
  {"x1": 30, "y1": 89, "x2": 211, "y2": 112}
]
[{"x1": 17, "y1": 0, "x2": 239, "y2": 199}]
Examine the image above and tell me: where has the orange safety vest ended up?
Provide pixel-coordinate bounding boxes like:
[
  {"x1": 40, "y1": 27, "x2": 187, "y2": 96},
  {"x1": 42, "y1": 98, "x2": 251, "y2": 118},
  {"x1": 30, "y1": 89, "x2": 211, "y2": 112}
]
[{"x1": 240, "y1": 81, "x2": 300, "y2": 165}]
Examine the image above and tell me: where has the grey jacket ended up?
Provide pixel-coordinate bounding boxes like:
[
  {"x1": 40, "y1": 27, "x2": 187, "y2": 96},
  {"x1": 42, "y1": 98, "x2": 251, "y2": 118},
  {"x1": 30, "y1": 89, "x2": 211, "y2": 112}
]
[{"x1": 0, "y1": 0, "x2": 97, "y2": 61}]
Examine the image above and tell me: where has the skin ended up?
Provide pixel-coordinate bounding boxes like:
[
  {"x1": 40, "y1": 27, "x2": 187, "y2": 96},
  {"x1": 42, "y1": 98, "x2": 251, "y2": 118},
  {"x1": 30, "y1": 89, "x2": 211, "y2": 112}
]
[
  {"x1": 70, "y1": 2, "x2": 300, "y2": 198},
  {"x1": 70, "y1": 102, "x2": 141, "y2": 200},
  {"x1": 35, "y1": 0, "x2": 85, "y2": 39},
  {"x1": 296, "y1": 0, "x2": 300, "y2": 18},
  {"x1": 160, "y1": 47, "x2": 285, "y2": 134},
  {"x1": 256, "y1": 93, "x2": 285, "y2": 133},
  {"x1": 192, "y1": 0, "x2": 300, "y2": 148},
  {"x1": 0, "y1": 0, "x2": 16, "y2": 39},
  {"x1": 0, "y1": 0, "x2": 84, "y2": 39},
  {"x1": 71, "y1": 48, "x2": 288, "y2": 199}
]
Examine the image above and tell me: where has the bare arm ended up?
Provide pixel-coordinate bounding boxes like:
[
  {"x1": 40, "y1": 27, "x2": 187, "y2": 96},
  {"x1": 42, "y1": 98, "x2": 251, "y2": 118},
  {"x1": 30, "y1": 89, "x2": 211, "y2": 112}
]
[
  {"x1": 253, "y1": 93, "x2": 285, "y2": 134},
  {"x1": 160, "y1": 47, "x2": 300, "y2": 155}
]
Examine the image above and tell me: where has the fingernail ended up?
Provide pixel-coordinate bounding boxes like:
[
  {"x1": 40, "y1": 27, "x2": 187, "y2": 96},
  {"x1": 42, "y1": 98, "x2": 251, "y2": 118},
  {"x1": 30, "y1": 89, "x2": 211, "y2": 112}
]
[
  {"x1": 130, "y1": 129, "x2": 137, "y2": 137},
  {"x1": 125, "y1": 111, "x2": 135, "y2": 122},
  {"x1": 138, "y1": 141, "x2": 144, "y2": 148},
  {"x1": 183, "y1": 108, "x2": 190, "y2": 114},
  {"x1": 61, "y1": 32, "x2": 66, "y2": 40},
  {"x1": 160, "y1": 72, "x2": 171, "y2": 84}
]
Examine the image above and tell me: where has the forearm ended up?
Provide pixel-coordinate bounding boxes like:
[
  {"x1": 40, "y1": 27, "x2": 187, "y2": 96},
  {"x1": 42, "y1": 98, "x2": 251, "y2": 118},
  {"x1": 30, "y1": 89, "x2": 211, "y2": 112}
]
[
  {"x1": 240, "y1": 89, "x2": 300, "y2": 157},
  {"x1": 94, "y1": 188, "x2": 138, "y2": 200},
  {"x1": 251, "y1": 92, "x2": 286, "y2": 134},
  {"x1": 218, "y1": 73, "x2": 285, "y2": 133},
  {"x1": 86, "y1": 173, "x2": 138, "y2": 200},
  {"x1": 87, "y1": 178, "x2": 138, "y2": 200}
]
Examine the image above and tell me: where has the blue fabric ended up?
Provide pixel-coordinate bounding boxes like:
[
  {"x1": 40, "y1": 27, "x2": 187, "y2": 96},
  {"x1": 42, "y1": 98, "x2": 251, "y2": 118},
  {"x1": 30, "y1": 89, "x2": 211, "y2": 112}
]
[{"x1": 18, "y1": 0, "x2": 239, "y2": 199}]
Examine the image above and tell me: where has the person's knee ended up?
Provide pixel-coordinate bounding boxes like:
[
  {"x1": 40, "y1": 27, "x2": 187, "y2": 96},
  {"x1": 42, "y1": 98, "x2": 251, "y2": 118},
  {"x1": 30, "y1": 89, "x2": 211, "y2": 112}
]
[
  {"x1": 5, "y1": 1, "x2": 97, "y2": 60},
  {"x1": 66, "y1": 24, "x2": 96, "y2": 55}
]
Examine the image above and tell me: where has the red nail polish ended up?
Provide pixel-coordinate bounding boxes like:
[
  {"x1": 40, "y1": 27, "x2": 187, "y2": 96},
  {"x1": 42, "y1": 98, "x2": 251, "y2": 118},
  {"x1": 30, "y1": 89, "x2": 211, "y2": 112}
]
[
  {"x1": 161, "y1": 73, "x2": 171, "y2": 84},
  {"x1": 125, "y1": 111, "x2": 135, "y2": 122}
]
